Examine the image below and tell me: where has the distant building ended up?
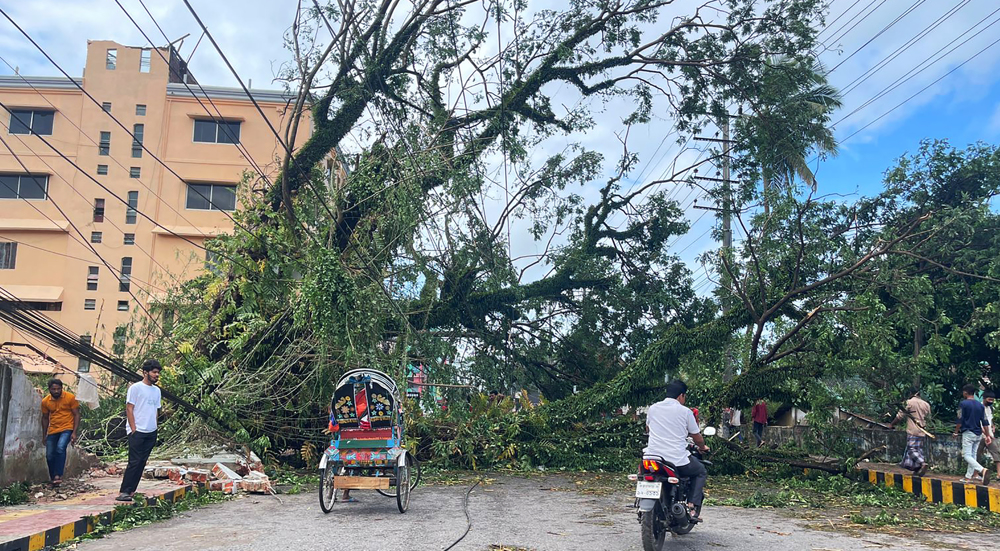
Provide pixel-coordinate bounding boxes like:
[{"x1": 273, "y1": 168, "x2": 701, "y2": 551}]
[{"x1": 0, "y1": 40, "x2": 336, "y2": 380}]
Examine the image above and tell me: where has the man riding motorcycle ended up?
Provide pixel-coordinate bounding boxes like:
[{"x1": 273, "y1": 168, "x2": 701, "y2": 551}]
[{"x1": 643, "y1": 380, "x2": 709, "y2": 521}]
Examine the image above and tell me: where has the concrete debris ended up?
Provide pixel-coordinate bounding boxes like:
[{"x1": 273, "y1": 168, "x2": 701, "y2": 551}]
[
  {"x1": 208, "y1": 479, "x2": 238, "y2": 494},
  {"x1": 158, "y1": 447, "x2": 271, "y2": 496},
  {"x1": 238, "y1": 478, "x2": 273, "y2": 494},
  {"x1": 211, "y1": 463, "x2": 242, "y2": 481},
  {"x1": 186, "y1": 469, "x2": 211, "y2": 483}
]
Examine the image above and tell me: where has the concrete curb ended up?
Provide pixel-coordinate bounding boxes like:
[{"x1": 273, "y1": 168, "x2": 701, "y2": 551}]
[
  {"x1": 860, "y1": 468, "x2": 1000, "y2": 512},
  {"x1": 0, "y1": 484, "x2": 202, "y2": 551}
]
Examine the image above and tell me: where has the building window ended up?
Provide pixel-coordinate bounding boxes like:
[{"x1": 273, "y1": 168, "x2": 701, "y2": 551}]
[
  {"x1": 126, "y1": 191, "x2": 138, "y2": 224},
  {"x1": 93, "y1": 198, "x2": 105, "y2": 222},
  {"x1": 8, "y1": 109, "x2": 54, "y2": 136},
  {"x1": 139, "y1": 49, "x2": 151, "y2": 73},
  {"x1": 113, "y1": 326, "x2": 127, "y2": 357},
  {"x1": 132, "y1": 124, "x2": 143, "y2": 158},
  {"x1": 77, "y1": 335, "x2": 91, "y2": 373},
  {"x1": 87, "y1": 266, "x2": 99, "y2": 291},
  {"x1": 136, "y1": 104, "x2": 146, "y2": 116},
  {"x1": 119, "y1": 257, "x2": 132, "y2": 292},
  {"x1": 101, "y1": 102, "x2": 112, "y2": 113},
  {"x1": 99, "y1": 131, "x2": 110, "y2": 155},
  {"x1": 193, "y1": 119, "x2": 241, "y2": 144},
  {"x1": 84, "y1": 299, "x2": 96, "y2": 311},
  {"x1": 15, "y1": 301, "x2": 61, "y2": 311},
  {"x1": 0, "y1": 174, "x2": 48, "y2": 200},
  {"x1": 124, "y1": 233, "x2": 135, "y2": 245},
  {"x1": 186, "y1": 183, "x2": 236, "y2": 211},
  {"x1": 97, "y1": 164, "x2": 108, "y2": 175},
  {"x1": 90, "y1": 231, "x2": 102, "y2": 244},
  {"x1": 205, "y1": 250, "x2": 222, "y2": 275},
  {"x1": 106, "y1": 49, "x2": 117, "y2": 70},
  {"x1": 0, "y1": 242, "x2": 16, "y2": 269},
  {"x1": 129, "y1": 167, "x2": 140, "y2": 178},
  {"x1": 117, "y1": 300, "x2": 129, "y2": 311}
]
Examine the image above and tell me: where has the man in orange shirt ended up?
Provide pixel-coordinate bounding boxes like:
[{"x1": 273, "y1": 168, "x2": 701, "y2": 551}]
[{"x1": 40, "y1": 379, "x2": 80, "y2": 486}]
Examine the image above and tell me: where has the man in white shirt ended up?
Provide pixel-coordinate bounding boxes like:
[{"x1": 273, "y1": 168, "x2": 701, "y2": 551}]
[
  {"x1": 116, "y1": 359, "x2": 163, "y2": 501},
  {"x1": 644, "y1": 380, "x2": 710, "y2": 520}
]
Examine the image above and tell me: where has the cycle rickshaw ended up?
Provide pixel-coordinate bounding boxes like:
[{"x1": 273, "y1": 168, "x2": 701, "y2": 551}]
[{"x1": 318, "y1": 368, "x2": 420, "y2": 513}]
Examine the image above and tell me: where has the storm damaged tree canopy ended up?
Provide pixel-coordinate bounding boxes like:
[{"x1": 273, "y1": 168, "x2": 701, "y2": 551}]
[{"x1": 137, "y1": 0, "x2": 856, "y2": 450}]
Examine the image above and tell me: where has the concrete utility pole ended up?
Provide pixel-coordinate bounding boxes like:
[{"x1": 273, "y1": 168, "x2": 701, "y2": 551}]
[{"x1": 693, "y1": 116, "x2": 735, "y2": 381}]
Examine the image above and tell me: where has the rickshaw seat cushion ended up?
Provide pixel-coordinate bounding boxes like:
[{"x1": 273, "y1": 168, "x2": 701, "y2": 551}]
[{"x1": 339, "y1": 428, "x2": 393, "y2": 439}]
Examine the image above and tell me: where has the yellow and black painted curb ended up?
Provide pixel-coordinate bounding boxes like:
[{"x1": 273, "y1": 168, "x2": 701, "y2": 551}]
[
  {"x1": 0, "y1": 484, "x2": 202, "y2": 551},
  {"x1": 861, "y1": 468, "x2": 1000, "y2": 512}
]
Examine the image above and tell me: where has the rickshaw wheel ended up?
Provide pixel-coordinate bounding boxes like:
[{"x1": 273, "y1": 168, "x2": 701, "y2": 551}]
[
  {"x1": 377, "y1": 456, "x2": 421, "y2": 497},
  {"x1": 319, "y1": 464, "x2": 340, "y2": 513},
  {"x1": 396, "y1": 454, "x2": 411, "y2": 513}
]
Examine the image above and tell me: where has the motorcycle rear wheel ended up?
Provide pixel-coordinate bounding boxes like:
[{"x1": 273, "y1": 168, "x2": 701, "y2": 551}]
[{"x1": 640, "y1": 509, "x2": 666, "y2": 551}]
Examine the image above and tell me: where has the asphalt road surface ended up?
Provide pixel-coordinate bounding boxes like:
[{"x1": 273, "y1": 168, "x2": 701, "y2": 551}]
[{"x1": 75, "y1": 475, "x2": 972, "y2": 551}]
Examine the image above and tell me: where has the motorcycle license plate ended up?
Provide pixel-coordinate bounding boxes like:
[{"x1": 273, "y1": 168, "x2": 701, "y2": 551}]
[{"x1": 635, "y1": 481, "x2": 661, "y2": 499}]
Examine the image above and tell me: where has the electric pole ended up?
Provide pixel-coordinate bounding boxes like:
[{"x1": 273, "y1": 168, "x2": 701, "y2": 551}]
[{"x1": 693, "y1": 116, "x2": 735, "y2": 381}]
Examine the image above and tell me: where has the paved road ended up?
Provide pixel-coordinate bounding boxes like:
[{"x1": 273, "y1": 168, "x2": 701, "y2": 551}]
[{"x1": 75, "y1": 475, "x2": 969, "y2": 551}]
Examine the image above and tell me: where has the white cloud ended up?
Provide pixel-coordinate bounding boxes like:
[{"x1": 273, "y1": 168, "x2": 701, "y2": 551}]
[{"x1": 3, "y1": 0, "x2": 998, "y2": 286}]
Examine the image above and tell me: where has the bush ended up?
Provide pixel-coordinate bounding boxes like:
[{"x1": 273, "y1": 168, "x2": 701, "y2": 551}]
[{"x1": 0, "y1": 482, "x2": 30, "y2": 506}]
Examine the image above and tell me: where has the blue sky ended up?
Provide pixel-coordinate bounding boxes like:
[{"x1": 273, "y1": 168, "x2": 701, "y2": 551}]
[{"x1": 1, "y1": 0, "x2": 999, "y2": 293}]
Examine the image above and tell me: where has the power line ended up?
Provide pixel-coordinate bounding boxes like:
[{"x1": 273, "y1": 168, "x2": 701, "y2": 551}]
[
  {"x1": 0, "y1": 7, "x2": 257, "y2": 238},
  {"x1": 179, "y1": 0, "x2": 340, "y2": 232},
  {"x1": 0, "y1": 114, "x2": 182, "y2": 287},
  {"x1": 115, "y1": 0, "x2": 276, "y2": 192},
  {"x1": 826, "y1": 0, "x2": 926, "y2": 74},
  {"x1": 839, "y1": 0, "x2": 970, "y2": 96},
  {"x1": 0, "y1": 285, "x2": 223, "y2": 425},
  {"x1": 0, "y1": 132, "x2": 162, "y2": 325},
  {"x1": 0, "y1": 54, "x2": 214, "y2": 243},
  {"x1": 825, "y1": 0, "x2": 889, "y2": 48},
  {"x1": 833, "y1": 7, "x2": 1000, "y2": 129},
  {"x1": 839, "y1": 32, "x2": 1000, "y2": 144},
  {"x1": 0, "y1": 100, "x2": 254, "y2": 272},
  {"x1": 0, "y1": 234, "x2": 175, "y2": 294}
]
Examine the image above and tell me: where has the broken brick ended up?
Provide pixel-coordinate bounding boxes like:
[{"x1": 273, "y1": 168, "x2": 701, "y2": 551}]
[
  {"x1": 186, "y1": 469, "x2": 211, "y2": 483},
  {"x1": 211, "y1": 463, "x2": 243, "y2": 481},
  {"x1": 209, "y1": 479, "x2": 237, "y2": 494},
  {"x1": 238, "y1": 479, "x2": 273, "y2": 494}
]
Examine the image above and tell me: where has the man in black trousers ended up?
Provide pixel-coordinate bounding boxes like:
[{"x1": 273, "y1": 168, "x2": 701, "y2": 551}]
[{"x1": 116, "y1": 359, "x2": 162, "y2": 501}]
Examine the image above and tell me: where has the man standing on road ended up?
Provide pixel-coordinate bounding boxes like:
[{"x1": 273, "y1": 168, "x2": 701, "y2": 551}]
[
  {"x1": 954, "y1": 384, "x2": 991, "y2": 485},
  {"x1": 643, "y1": 380, "x2": 710, "y2": 522},
  {"x1": 981, "y1": 391, "x2": 1000, "y2": 483},
  {"x1": 751, "y1": 399, "x2": 768, "y2": 448},
  {"x1": 116, "y1": 360, "x2": 162, "y2": 502},
  {"x1": 890, "y1": 386, "x2": 931, "y2": 476},
  {"x1": 40, "y1": 378, "x2": 80, "y2": 487}
]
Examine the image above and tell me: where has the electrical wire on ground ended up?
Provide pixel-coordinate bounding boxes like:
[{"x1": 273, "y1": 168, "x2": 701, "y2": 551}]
[{"x1": 443, "y1": 477, "x2": 483, "y2": 551}]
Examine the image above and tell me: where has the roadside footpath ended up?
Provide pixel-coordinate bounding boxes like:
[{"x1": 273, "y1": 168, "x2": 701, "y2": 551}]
[{"x1": 0, "y1": 475, "x2": 196, "y2": 551}]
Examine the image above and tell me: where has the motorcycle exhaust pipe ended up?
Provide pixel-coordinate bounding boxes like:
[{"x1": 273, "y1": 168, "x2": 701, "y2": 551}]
[{"x1": 670, "y1": 502, "x2": 688, "y2": 520}]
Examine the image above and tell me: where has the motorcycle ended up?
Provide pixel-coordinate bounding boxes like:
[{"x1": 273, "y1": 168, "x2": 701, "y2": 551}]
[{"x1": 630, "y1": 426, "x2": 715, "y2": 551}]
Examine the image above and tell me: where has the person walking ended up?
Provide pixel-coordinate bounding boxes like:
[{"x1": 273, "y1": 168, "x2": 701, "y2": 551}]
[
  {"x1": 890, "y1": 386, "x2": 931, "y2": 476},
  {"x1": 751, "y1": 399, "x2": 768, "y2": 448},
  {"x1": 981, "y1": 391, "x2": 1000, "y2": 483},
  {"x1": 40, "y1": 379, "x2": 80, "y2": 486},
  {"x1": 727, "y1": 406, "x2": 743, "y2": 443},
  {"x1": 116, "y1": 360, "x2": 162, "y2": 502},
  {"x1": 954, "y1": 384, "x2": 991, "y2": 485}
]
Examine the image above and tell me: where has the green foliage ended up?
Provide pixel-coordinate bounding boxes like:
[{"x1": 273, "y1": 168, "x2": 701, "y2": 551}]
[{"x1": 0, "y1": 482, "x2": 29, "y2": 506}]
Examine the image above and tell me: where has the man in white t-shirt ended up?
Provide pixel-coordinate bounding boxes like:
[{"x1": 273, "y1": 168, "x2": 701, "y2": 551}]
[
  {"x1": 116, "y1": 359, "x2": 162, "y2": 501},
  {"x1": 644, "y1": 380, "x2": 710, "y2": 521}
]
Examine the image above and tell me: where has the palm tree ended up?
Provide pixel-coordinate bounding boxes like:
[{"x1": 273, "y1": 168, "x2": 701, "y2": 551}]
[{"x1": 740, "y1": 57, "x2": 842, "y2": 214}]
